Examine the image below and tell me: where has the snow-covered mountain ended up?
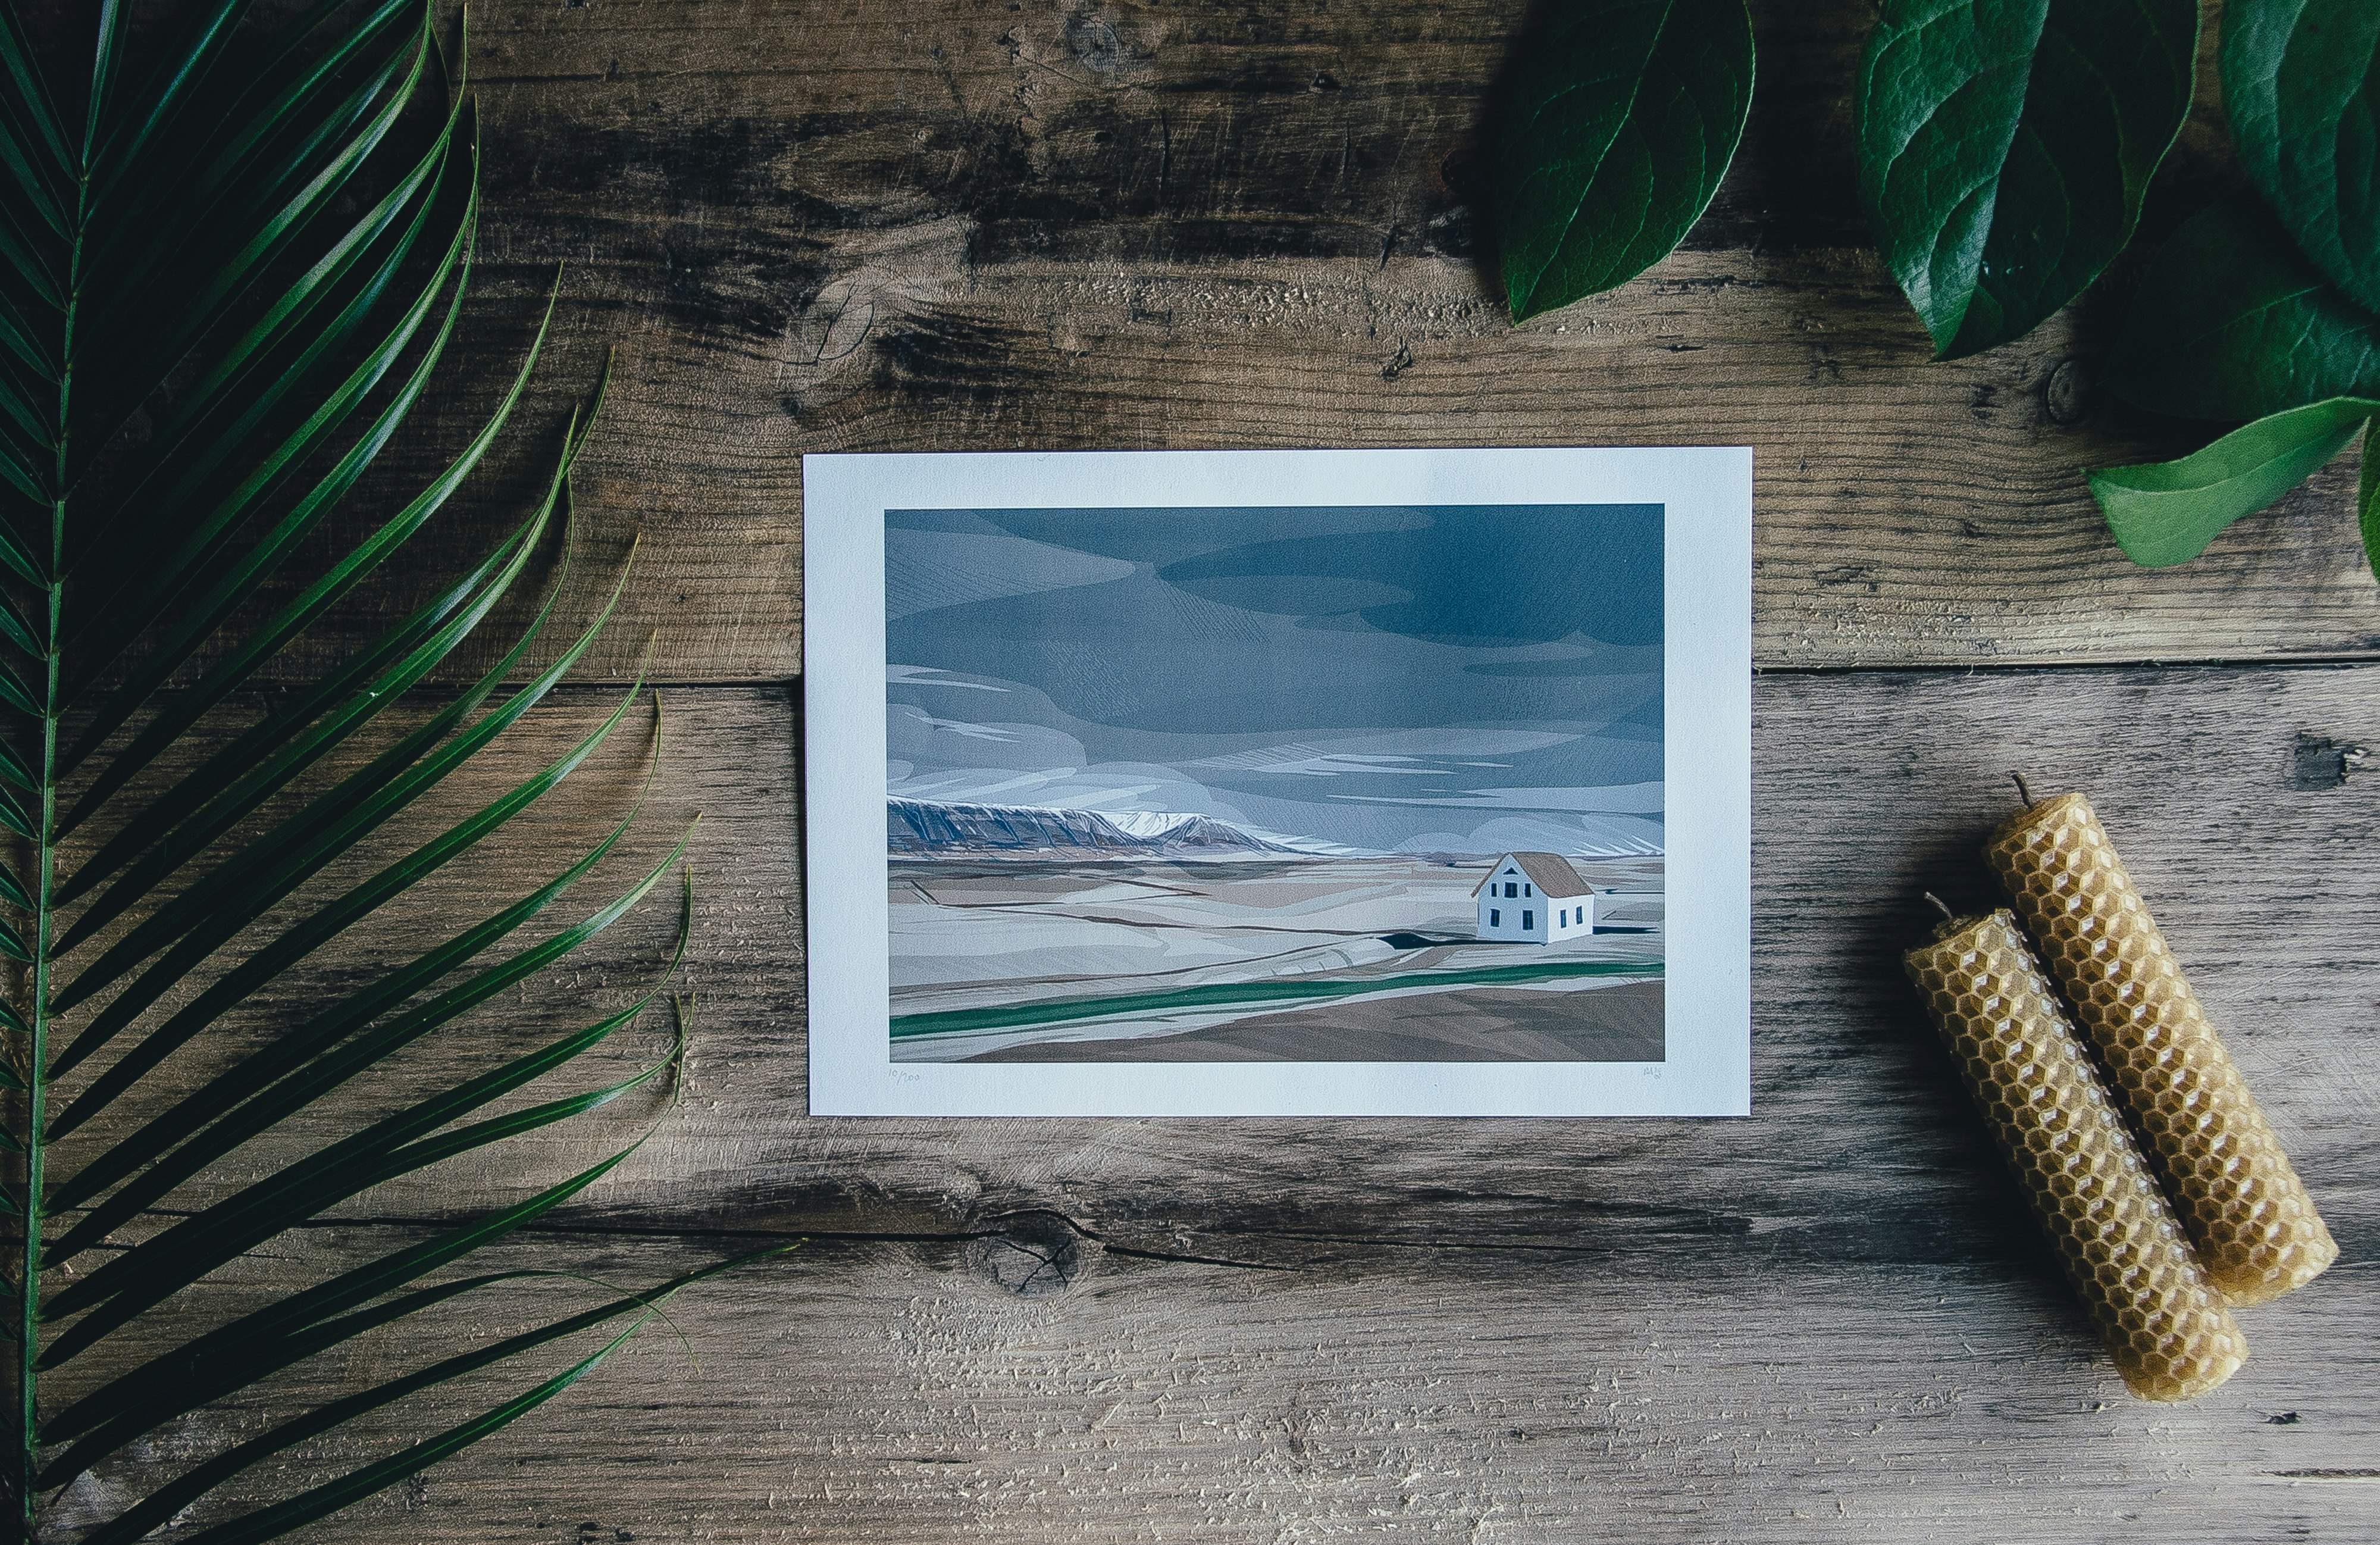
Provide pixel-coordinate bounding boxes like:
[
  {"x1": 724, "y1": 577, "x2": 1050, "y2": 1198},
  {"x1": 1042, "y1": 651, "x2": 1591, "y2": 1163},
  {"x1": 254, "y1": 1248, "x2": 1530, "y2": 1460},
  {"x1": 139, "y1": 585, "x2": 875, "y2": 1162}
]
[{"x1": 890, "y1": 799, "x2": 1304, "y2": 858}]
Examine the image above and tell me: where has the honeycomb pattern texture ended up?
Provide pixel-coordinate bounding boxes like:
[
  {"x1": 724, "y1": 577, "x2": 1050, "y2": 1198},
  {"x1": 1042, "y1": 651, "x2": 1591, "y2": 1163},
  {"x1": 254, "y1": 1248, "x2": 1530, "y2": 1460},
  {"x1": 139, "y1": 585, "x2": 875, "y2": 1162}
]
[
  {"x1": 1986, "y1": 792, "x2": 2338, "y2": 1305},
  {"x1": 1905, "y1": 909, "x2": 2247, "y2": 1402}
]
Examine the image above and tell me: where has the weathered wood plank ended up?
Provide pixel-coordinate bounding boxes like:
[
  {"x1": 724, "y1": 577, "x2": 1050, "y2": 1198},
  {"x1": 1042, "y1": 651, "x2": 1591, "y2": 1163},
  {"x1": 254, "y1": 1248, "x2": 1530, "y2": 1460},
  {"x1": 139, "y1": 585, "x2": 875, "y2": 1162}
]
[
  {"x1": 32, "y1": 666, "x2": 2379, "y2": 1538},
  {"x1": 43, "y1": 667, "x2": 2373, "y2": 1252},
  {"x1": 52, "y1": 671, "x2": 2380, "y2": 1242},
  {"x1": 212, "y1": 0, "x2": 2380, "y2": 688},
  {"x1": 47, "y1": 1228, "x2": 2380, "y2": 1544}
]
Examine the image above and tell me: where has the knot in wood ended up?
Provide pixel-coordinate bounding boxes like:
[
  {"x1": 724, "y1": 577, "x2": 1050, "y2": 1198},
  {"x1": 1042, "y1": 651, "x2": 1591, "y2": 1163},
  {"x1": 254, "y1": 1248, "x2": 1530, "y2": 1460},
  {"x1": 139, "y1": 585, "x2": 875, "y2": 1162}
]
[{"x1": 970, "y1": 1213, "x2": 1091, "y2": 1297}]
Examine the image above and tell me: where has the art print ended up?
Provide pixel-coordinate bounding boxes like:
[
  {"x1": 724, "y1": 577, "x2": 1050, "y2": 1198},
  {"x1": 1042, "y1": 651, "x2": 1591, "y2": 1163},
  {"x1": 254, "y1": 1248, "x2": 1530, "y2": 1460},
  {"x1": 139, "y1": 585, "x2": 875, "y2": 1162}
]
[{"x1": 804, "y1": 449, "x2": 1749, "y2": 1116}]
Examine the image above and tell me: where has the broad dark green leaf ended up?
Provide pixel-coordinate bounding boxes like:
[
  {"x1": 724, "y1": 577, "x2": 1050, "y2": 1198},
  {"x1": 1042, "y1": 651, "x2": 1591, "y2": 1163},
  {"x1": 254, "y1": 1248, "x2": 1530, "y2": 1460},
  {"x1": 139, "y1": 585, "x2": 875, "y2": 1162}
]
[
  {"x1": 2105, "y1": 194, "x2": 2380, "y2": 420},
  {"x1": 1493, "y1": 0, "x2": 1753, "y2": 321},
  {"x1": 1855, "y1": 0, "x2": 2198, "y2": 358},
  {"x1": 2224, "y1": 0, "x2": 2380, "y2": 317},
  {"x1": 2089, "y1": 395, "x2": 2378, "y2": 565}
]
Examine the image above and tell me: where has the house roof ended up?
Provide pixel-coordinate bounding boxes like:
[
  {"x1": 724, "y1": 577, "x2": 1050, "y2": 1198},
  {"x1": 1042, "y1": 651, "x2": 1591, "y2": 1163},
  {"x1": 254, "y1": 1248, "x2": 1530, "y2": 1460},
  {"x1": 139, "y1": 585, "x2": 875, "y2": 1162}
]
[{"x1": 1469, "y1": 851, "x2": 1591, "y2": 899}]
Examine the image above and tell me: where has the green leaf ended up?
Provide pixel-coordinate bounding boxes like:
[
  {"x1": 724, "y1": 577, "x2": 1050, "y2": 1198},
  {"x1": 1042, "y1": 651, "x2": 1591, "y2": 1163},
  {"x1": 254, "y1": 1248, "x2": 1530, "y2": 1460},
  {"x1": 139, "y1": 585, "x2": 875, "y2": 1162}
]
[
  {"x1": 55, "y1": 498, "x2": 537, "y2": 867},
  {"x1": 42, "y1": 914, "x2": 692, "y2": 1366},
  {"x1": 83, "y1": 0, "x2": 137, "y2": 158},
  {"x1": 70, "y1": 55, "x2": 458, "y2": 580},
  {"x1": 46, "y1": 1143, "x2": 668, "y2": 1427},
  {"x1": 1, "y1": 0, "x2": 696, "y2": 1532},
  {"x1": 47, "y1": 498, "x2": 562, "y2": 989},
  {"x1": 57, "y1": 1241, "x2": 794, "y2": 1522},
  {"x1": 2103, "y1": 194, "x2": 2380, "y2": 420},
  {"x1": 0, "y1": 4, "x2": 71, "y2": 198},
  {"x1": 45, "y1": 935, "x2": 688, "y2": 1342},
  {"x1": 46, "y1": 676, "x2": 660, "y2": 1196},
  {"x1": 83, "y1": 0, "x2": 252, "y2": 198},
  {"x1": 47, "y1": 501, "x2": 582, "y2": 1061},
  {"x1": 51, "y1": 895, "x2": 685, "y2": 1280},
  {"x1": 0, "y1": 586, "x2": 44, "y2": 658},
  {"x1": 2089, "y1": 395, "x2": 2379, "y2": 566},
  {"x1": 170, "y1": 1322, "x2": 650, "y2": 1545},
  {"x1": 0, "y1": 738, "x2": 32, "y2": 793},
  {"x1": 1494, "y1": 0, "x2": 1753, "y2": 321},
  {"x1": 1855, "y1": 0, "x2": 2199, "y2": 358},
  {"x1": 60, "y1": 208, "x2": 536, "y2": 797},
  {"x1": 64, "y1": 179, "x2": 480, "y2": 740},
  {"x1": 140, "y1": 1282, "x2": 696, "y2": 1545},
  {"x1": 43, "y1": 1268, "x2": 602, "y2": 1483},
  {"x1": 2224, "y1": 0, "x2": 2380, "y2": 317},
  {"x1": 83, "y1": 0, "x2": 402, "y2": 237},
  {"x1": 68, "y1": 15, "x2": 432, "y2": 481},
  {"x1": 0, "y1": 658, "x2": 33, "y2": 716}
]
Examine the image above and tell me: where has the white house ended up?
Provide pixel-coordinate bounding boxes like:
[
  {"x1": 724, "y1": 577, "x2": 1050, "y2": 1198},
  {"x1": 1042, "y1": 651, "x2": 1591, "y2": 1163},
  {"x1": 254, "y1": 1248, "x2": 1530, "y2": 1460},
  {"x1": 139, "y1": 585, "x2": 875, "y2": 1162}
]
[{"x1": 1471, "y1": 852, "x2": 1595, "y2": 943}]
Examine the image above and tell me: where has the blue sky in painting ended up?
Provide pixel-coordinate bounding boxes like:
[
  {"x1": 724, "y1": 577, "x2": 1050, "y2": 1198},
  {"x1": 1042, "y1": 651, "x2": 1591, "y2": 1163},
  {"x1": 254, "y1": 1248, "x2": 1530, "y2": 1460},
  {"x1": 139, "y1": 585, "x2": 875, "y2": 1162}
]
[{"x1": 885, "y1": 504, "x2": 1664, "y2": 856}]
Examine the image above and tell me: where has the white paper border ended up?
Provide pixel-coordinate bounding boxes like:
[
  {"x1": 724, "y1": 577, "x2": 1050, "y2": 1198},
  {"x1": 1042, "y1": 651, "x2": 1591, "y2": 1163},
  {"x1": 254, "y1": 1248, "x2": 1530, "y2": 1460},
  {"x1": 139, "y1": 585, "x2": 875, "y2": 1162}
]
[{"x1": 803, "y1": 448, "x2": 1750, "y2": 1116}]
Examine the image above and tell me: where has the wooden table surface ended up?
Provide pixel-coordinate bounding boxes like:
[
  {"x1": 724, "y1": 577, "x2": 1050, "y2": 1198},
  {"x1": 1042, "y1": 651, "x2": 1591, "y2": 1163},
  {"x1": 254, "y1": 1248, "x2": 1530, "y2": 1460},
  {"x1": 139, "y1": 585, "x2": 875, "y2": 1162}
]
[{"x1": 82, "y1": 0, "x2": 2380, "y2": 1540}]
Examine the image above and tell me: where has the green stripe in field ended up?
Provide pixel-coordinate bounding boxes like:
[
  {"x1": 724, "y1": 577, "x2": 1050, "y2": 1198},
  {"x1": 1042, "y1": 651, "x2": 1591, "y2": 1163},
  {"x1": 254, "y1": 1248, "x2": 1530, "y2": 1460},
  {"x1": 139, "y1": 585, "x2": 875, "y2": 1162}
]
[{"x1": 891, "y1": 959, "x2": 1664, "y2": 1040}]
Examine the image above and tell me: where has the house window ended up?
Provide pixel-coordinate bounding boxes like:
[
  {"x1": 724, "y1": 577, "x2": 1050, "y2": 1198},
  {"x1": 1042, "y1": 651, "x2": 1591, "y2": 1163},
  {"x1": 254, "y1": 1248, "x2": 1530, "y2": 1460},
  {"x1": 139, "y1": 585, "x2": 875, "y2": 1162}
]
[
  {"x1": 1489, "y1": 908, "x2": 1501, "y2": 927},
  {"x1": 1522, "y1": 910, "x2": 1533, "y2": 930},
  {"x1": 1559, "y1": 909, "x2": 1568, "y2": 926},
  {"x1": 1523, "y1": 884, "x2": 1532, "y2": 897},
  {"x1": 1504, "y1": 882, "x2": 1518, "y2": 899}
]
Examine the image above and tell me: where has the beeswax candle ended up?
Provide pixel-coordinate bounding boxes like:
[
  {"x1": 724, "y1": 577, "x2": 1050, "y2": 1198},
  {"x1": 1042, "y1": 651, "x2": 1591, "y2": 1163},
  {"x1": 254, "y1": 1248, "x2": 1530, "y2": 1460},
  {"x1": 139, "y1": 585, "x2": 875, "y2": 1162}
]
[
  {"x1": 1905, "y1": 908, "x2": 2246, "y2": 1401},
  {"x1": 1986, "y1": 792, "x2": 2337, "y2": 1305}
]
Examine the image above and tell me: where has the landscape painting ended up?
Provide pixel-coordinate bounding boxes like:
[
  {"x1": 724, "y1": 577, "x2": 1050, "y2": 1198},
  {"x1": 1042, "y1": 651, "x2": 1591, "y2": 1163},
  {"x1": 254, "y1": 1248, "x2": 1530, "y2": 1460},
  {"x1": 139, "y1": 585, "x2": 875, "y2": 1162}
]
[{"x1": 885, "y1": 501, "x2": 1666, "y2": 1064}]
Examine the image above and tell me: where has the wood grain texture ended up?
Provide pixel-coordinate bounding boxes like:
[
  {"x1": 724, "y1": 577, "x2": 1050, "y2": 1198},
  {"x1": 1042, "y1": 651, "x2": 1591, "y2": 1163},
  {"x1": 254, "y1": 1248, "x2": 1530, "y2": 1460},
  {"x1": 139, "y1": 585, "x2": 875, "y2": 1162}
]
[
  {"x1": 222, "y1": 0, "x2": 2379, "y2": 689},
  {"x1": 48, "y1": 1230, "x2": 2380, "y2": 1545},
  {"x1": 23, "y1": 0, "x2": 2380, "y2": 1538},
  {"x1": 42, "y1": 670, "x2": 2378, "y2": 1541}
]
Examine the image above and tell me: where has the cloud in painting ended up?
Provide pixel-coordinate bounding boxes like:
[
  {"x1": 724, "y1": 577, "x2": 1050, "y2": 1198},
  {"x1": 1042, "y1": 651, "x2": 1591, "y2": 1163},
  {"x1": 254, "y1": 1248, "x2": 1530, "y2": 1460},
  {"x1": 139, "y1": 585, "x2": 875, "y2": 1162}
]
[{"x1": 887, "y1": 505, "x2": 1664, "y2": 856}]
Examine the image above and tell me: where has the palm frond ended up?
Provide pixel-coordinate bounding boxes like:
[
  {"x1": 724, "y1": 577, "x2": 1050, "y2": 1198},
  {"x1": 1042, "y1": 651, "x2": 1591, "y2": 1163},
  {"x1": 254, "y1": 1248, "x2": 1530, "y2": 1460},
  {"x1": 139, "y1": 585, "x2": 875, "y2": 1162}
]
[{"x1": 0, "y1": 2, "x2": 768, "y2": 1538}]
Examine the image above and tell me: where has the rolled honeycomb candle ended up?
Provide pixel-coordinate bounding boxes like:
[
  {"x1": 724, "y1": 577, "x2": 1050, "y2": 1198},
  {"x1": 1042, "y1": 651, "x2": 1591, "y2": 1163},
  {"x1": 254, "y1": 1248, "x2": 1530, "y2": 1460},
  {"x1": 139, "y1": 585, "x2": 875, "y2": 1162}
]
[
  {"x1": 1904, "y1": 908, "x2": 2246, "y2": 1401},
  {"x1": 1985, "y1": 790, "x2": 2338, "y2": 1305}
]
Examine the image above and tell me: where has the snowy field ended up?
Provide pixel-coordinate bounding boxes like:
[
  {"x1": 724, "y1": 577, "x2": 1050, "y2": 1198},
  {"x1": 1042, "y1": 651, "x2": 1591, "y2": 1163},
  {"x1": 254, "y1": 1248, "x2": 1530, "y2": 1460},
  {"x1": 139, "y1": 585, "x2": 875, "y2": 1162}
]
[{"x1": 890, "y1": 854, "x2": 1665, "y2": 1062}]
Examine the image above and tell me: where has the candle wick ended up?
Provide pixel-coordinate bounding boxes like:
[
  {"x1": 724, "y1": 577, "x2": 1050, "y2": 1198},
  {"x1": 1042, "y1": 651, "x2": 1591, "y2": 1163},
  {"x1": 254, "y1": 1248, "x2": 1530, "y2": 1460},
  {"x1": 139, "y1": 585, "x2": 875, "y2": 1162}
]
[
  {"x1": 2011, "y1": 771, "x2": 2035, "y2": 809},
  {"x1": 1922, "y1": 891, "x2": 1955, "y2": 922}
]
